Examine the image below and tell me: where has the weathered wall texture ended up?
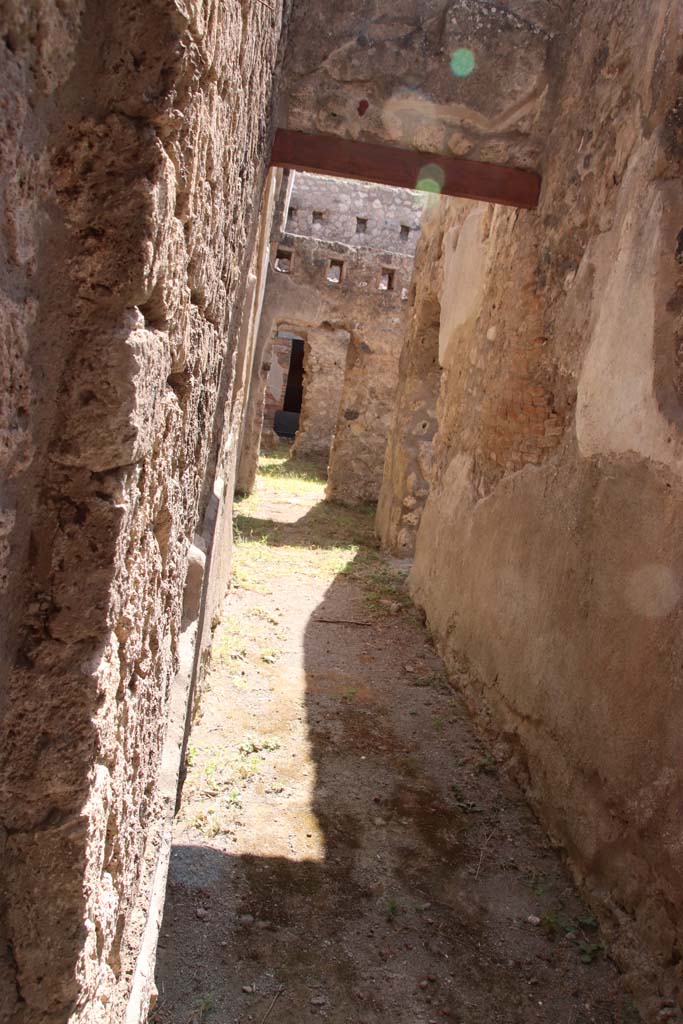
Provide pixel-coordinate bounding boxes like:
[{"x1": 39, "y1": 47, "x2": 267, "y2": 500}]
[
  {"x1": 409, "y1": 1, "x2": 683, "y2": 1017},
  {"x1": 376, "y1": 198, "x2": 446, "y2": 554},
  {"x1": 240, "y1": 173, "x2": 419, "y2": 501},
  {"x1": 263, "y1": 333, "x2": 298, "y2": 433},
  {"x1": 0, "y1": 3, "x2": 285, "y2": 1021},
  {"x1": 280, "y1": 0, "x2": 571, "y2": 169},
  {"x1": 292, "y1": 327, "x2": 350, "y2": 459}
]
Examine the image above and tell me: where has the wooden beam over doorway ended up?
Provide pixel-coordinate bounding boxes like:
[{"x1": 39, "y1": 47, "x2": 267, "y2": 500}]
[{"x1": 270, "y1": 129, "x2": 541, "y2": 210}]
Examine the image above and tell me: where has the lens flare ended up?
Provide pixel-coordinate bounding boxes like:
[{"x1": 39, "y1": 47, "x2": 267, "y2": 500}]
[
  {"x1": 625, "y1": 564, "x2": 681, "y2": 618},
  {"x1": 416, "y1": 163, "x2": 445, "y2": 194},
  {"x1": 450, "y1": 48, "x2": 476, "y2": 78}
]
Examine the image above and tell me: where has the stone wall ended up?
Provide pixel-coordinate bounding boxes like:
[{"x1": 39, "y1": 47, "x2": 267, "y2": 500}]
[
  {"x1": 292, "y1": 326, "x2": 350, "y2": 459},
  {"x1": 376, "y1": 198, "x2": 446, "y2": 553},
  {"x1": 0, "y1": 3, "x2": 286, "y2": 1021},
  {"x1": 408, "y1": 1, "x2": 683, "y2": 1017},
  {"x1": 285, "y1": 173, "x2": 423, "y2": 252},
  {"x1": 240, "y1": 173, "x2": 418, "y2": 500},
  {"x1": 280, "y1": 0, "x2": 571, "y2": 169}
]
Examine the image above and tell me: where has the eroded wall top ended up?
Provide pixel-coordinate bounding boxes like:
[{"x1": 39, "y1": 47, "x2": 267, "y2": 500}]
[
  {"x1": 280, "y1": 0, "x2": 571, "y2": 170},
  {"x1": 285, "y1": 172, "x2": 425, "y2": 252}
]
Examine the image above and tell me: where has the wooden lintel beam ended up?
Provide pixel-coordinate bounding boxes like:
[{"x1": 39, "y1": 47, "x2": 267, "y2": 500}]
[{"x1": 270, "y1": 129, "x2": 541, "y2": 210}]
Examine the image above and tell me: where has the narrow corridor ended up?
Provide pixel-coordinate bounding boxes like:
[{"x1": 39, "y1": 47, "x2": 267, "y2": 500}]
[{"x1": 152, "y1": 454, "x2": 633, "y2": 1024}]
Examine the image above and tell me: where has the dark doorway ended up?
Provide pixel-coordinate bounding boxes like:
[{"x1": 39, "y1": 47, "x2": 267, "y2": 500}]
[
  {"x1": 273, "y1": 337, "x2": 305, "y2": 438},
  {"x1": 283, "y1": 337, "x2": 305, "y2": 414}
]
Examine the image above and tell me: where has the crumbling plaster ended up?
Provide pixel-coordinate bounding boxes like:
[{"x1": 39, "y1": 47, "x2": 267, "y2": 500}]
[
  {"x1": 280, "y1": 0, "x2": 572, "y2": 170},
  {"x1": 409, "y1": 0, "x2": 683, "y2": 1016},
  {"x1": 376, "y1": 198, "x2": 445, "y2": 554}
]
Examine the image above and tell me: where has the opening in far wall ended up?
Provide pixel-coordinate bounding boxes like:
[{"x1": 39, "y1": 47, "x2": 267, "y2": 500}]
[
  {"x1": 327, "y1": 259, "x2": 344, "y2": 284},
  {"x1": 379, "y1": 267, "x2": 395, "y2": 291},
  {"x1": 264, "y1": 329, "x2": 307, "y2": 440},
  {"x1": 275, "y1": 247, "x2": 292, "y2": 273},
  {"x1": 282, "y1": 338, "x2": 305, "y2": 416}
]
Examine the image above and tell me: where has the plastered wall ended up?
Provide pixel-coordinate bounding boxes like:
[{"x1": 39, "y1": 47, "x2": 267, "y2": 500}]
[{"x1": 409, "y1": 2, "x2": 683, "y2": 1017}]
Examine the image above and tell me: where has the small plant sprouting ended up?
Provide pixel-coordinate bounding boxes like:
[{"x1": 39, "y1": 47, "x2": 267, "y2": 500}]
[
  {"x1": 238, "y1": 734, "x2": 281, "y2": 756},
  {"x1": 194, "y1": 992, "x2": 215, "y2": 1021},
  {"x1": 476, "y1": 753, "x2": 497, "y2": 775},
  {"x1": 578, "y1": 941, "x2": 602, "y2": 964},
  {"x1": 451, "y1": 783, "x2": 482, "y2": 814}
]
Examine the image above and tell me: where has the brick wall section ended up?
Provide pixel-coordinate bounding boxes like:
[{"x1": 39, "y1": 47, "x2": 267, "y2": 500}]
[
  {"x1": 478, "y1": 335, "x2": 567, "y2": 474},
  {"x1": 286, "y1": 172, "x2": 424, "y2": 252}
]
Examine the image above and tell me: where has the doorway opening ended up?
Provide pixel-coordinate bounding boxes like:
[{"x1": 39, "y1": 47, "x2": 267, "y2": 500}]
[{"x1": 264, "y1": 329, "x2": 306, "y2": 441}]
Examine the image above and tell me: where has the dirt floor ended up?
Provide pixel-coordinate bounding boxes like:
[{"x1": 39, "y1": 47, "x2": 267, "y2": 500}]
[{"x1": 152, "y1": 452, "x2": 637, "y2": 1024}]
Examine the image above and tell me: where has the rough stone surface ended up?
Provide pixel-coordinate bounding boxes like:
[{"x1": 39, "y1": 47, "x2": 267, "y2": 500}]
[
  {"x1": 409, "y1": 2, "x2": 683, "y2": 1018},
  {"x1": 376, "y1": 198, "x2": 446, "y2": 553},
  {"x1": 280, "y1": 0, "x2": 571, "y2": 170},
  {"x1": 285, "y1": 172, "x2": 423, "y2": 250},
  {"x1": 0, "y1": 3, "x2": 285, "y2": 1021},
  {"x1": 292, "y1": 326, "x2": 351, "y2": 459}
]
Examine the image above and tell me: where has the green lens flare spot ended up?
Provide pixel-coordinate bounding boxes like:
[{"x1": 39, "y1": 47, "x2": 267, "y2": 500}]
[
  {"x1": 450, "y1": 48, "x2": 476, "y2": 78},
  {"x1": 416, "y1": 164, "x2": 445, "y2": 194}
]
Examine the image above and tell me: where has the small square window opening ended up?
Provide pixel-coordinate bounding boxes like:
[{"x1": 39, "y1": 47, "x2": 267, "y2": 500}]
[
  {"x1": 287, "y1": 206, "x2": 297, "y2": 221},
  {"x1": 379, "y1": 267, "x2": 395, "y2": 291},
  {"x1": 312, "y1": 210, "x2": 324, "y2": 224},
  {"x1": 327, "y1": 259, "x2": 344, "y2": 284},
  {"x1": 356, "y1": 217, "x2": 368, "y2": 234},
  {"x1": 274, "y1": 248, "x2": 292, "y2": 273},
  {"x1": 400, "y1": 224, "x2": 410, "y2": 241}
]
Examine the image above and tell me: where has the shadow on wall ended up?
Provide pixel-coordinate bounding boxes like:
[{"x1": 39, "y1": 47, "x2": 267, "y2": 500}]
[{"x1": 152, "y1": 496, "x2": 632, "y2": 1024}]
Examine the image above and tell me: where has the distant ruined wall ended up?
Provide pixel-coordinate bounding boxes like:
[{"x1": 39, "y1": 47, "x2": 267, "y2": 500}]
[
  {"x1": 240, "y1": 174, "x2": 417, "y2": 501},
  {"x1": 0, "y1": 3, "x2": 286, "y2": 1021},
  {"x1": 376, "y1": 199, "x2": 446, "y2": 554},
  {"x1": 409, "y1": 1, "x2": 683, "y2": 1018},
  {"x1": 285, "y1": 173, "x2": 423, "y2": 252}
]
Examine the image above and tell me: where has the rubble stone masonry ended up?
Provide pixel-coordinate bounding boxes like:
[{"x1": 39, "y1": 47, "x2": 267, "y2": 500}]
[{"x1": 0, "y1": 2, "x2": 286, "y2": 1020}]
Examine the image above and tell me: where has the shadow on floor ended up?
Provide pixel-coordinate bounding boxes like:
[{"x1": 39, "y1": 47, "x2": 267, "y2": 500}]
[{"x1": 152, "y1": 488, "x2": 636, "y2": 1024}]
